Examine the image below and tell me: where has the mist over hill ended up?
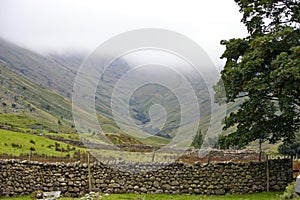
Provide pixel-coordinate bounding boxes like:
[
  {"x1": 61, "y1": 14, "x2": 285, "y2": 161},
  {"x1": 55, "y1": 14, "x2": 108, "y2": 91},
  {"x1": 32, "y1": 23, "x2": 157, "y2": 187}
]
[{"x1": 0, "y1": 38, "x2": 223, "y2": 143}]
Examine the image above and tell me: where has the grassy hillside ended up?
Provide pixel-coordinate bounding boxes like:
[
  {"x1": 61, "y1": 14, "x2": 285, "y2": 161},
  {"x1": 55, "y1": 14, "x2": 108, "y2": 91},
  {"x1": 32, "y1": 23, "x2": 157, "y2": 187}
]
[
  {"x1": 0, "y1": 129, "x2": 85, "y2": 156},
  {"x1": 0, "y1": 64, "x2": 74, "y2": 133},
  {"x1": 0, "y1": 39, "x2": 176, "y2": 143},
  {"x1": 0, "y1": 39, "x2": 215, "y2": 138},
  {"x1": 0, "y1": 63, "x2": 172, "y2": 150}
]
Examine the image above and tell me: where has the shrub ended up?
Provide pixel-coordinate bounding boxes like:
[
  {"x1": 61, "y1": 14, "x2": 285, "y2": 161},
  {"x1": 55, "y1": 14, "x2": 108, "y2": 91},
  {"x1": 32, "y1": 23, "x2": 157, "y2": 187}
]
[
  {"x1": 192, "y1": 129, "x2": 203, "y2": 149},
  {"x1": 45, "y1": 105, "x2": 50, "y2": 110},
  {"x1": 281, "y1": 181, "x2": 299, "y2": 199},
  {"x1": 47, "y1": 144, "x2": 54, "y2": 149},
  {"x1": 11, "y1": 143, "x2": 22, "y2": 148},
  {"x1": 55, "y1": 147, "x2": 61, "y2": 152},
  {"x1": 31, "y1": 190, "x2": 43, "y2": 199},
  {"x1": 30, "y1": 139, "x2": 35, "y2": 145}
]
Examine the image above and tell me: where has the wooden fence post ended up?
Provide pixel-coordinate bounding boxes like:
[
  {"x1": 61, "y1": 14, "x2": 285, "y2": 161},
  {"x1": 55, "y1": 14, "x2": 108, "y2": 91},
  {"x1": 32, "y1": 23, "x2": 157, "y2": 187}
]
[
  {"x1": 207, "y1": 151, "x2": 211, "y2": 165},
  {"x1": 88, "y1": 153, "x2": 92, "y2": 192},
  {"x1": 28, "y1": 150, "x2": 32, "y2": 161},
  {"x1": 152, "y1": 149, "x2": 155, "y2": 162},
  {"x1": 266, "y1": 155, "x2": 269, "y2": 192}
]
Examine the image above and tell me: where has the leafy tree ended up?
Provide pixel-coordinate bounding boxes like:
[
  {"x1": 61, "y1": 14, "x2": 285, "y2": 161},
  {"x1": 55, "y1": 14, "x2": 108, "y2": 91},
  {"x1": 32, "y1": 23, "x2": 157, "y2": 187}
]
[
  {"x1": 192, "y1": 129, "x2": 203, "y2": 149},
  {"x1": 278, "y1": 141, "x2": 300, "y2": 158},
  {"x1": 215, "y1": 0, "x2": 300, "y2": 153},
  {"x1": 278, "y1": 130, "x2": 300, "y2": 158}
]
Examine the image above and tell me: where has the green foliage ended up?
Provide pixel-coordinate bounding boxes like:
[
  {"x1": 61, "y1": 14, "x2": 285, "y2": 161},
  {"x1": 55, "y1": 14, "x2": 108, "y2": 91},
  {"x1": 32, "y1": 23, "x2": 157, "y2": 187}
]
[
  {"x1": 234, "y1": 0, "x2": 299, "y2": 36},
  {"x1": 215, "y1": 0, "x2": 300, "y2": 149},
  {"x1": 11, "y1": 143, "x2": 22, "y2": 149},
  {"x1": 30, "y1": 190, "x2": 43, "y2": 199},
  {"x1": 192, "y1": 129, "x2": 203, "y2": 149},
  {"x1": 29, "y1": 147, "x2": 35, "y2": 151},
  {"x1": 278, "y1": 130, "x2": 300, "y2": 157},
  {"x1": 106, "y1": 133, "x2": 143, "y2": 145},
  {"x1": 280, "y1": 182, "x2": 299, "y2": 200},
  {"x1": 278, "y1": 141, "x2": 300, "y2": 158}
]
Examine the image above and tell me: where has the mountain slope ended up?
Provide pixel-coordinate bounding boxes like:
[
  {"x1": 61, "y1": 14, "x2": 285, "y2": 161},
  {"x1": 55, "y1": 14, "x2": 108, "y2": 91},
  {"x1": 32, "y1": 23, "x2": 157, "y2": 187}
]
[
  {"x1": 0, "y1": 60, "x2": 167, "y2": 147},
  {"x1": 0, "y1": 38, "x2": 80, "y2": 97},
  {"x1": 0, "y1": 38, "x2": 225, "y2": 147},
  {"x1": 0, "y1": 63, "x2": 74, "y2": 132}
]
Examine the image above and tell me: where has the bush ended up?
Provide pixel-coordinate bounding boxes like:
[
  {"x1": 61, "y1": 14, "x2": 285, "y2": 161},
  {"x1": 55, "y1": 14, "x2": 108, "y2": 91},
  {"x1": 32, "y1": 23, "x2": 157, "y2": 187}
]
[
  {"x1": 47, "y1": 144, "x2": 54, "y2": 149},
  {"x1": 11, "y1": 143, "x2": 22, "y2": 148},
  {"x1": 281, "y1": 182, "x2": 299, "y2": 199},
  {"x1": 31, "y1": 190, "x2": 43, "y2": 199},
  {"x1": 192, "y1": 129, "x2": 203, "y2": 149}
]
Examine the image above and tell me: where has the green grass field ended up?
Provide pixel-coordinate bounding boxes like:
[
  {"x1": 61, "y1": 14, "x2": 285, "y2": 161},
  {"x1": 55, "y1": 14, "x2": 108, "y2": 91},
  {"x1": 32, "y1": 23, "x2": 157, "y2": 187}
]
[
  {"x1": 0, "y1": 192, "x2": 284, "y2": 200},
  {"x1": 0, "y1": 114, "x2": 37, "y2": 129},
  {"x1": 135, "y1": 135, "x2": 170, "y2": 146},
  {"x1": 0, "y1": 129, "x2": 85, "y2": 156},
  {"x1": 40, "y1": 132, "x2": 80, "y2": 140},
  {"x1": 103, "y1": 192, "x2": 283, "y2": 200}
]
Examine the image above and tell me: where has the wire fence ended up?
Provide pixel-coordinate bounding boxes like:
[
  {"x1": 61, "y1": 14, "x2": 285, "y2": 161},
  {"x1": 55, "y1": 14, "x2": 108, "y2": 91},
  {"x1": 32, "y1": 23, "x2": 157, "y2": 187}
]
[
  {"x1": 0, "y1": 150, "x2": 291, "y2": 164},
  {"x1": 0, "y1": 152, "x2": 93, "y2": 163}
]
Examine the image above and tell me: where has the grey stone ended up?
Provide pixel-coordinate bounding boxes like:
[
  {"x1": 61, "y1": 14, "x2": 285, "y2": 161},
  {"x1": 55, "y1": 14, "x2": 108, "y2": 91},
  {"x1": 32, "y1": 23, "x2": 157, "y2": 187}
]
[
  {"x1": 133, "y1": 185, "x2": 139, "y2": 191},
  {"x1": 295, "y1": 175, "x2": 300, "y2": 194}
]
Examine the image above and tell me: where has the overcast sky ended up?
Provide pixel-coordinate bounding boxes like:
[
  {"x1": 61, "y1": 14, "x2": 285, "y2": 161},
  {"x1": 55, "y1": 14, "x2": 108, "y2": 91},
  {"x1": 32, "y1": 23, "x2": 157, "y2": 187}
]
[{"x1": 0, "y1": 0, "x2": 248, "y2": 66}]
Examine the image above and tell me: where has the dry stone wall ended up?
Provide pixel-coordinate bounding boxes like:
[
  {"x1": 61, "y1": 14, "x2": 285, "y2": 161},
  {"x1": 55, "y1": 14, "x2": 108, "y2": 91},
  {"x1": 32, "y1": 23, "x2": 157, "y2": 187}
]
[{"x1": 0, "y1": 159, "x2": 293, "y2": 197}]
